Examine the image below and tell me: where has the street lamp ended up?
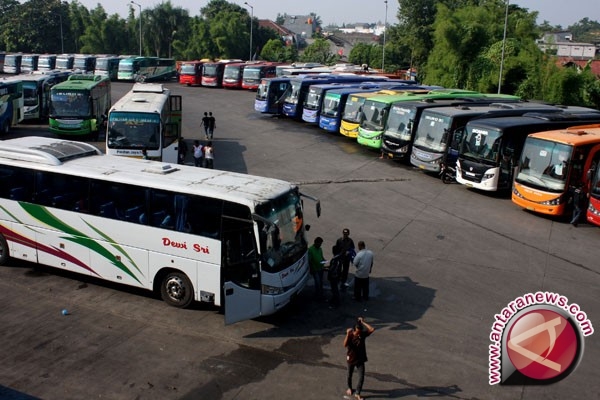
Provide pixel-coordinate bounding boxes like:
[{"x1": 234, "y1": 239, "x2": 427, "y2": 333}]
[
  {"x1": 498, "y1": 0, "x2": 509, "y2": 94},
  {"x1": 169, "y1": 30, "x2": 177, "y2": 59},
  {"x1": 382, "y1": 0, "x2": 388, "y2": 72},
  {"x1": 58, "y1": 12, "x2": 64, "y2": 54},
  {"x1": 244, "y1": 2, "x2": 253, "y2": 61},
  {"x1": 131, "y1": 1, "x2": 142, "y2": 56}
]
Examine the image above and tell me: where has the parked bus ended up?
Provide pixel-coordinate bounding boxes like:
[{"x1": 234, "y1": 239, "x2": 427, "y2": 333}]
[
  {"x1": 303, "y1": 82, "x2": 421, "y2": 125},
  {"x1": 73, "y1": 54, "x2": 96, "y2": 74},
  {"x1": 409, "y1": 102, "x2": 559, "y2": 173},
  {"x1": 179, "y1": 60, "x2": 209, "y2": 86},
  {"x1": 21, "y1": 54, "x2": 39, "y2": 73},
  {"x1": 201, "y1": 60, "x2": 242, "y2": 88},
  {"x1": 509, "y1": 124, "x2": 600, "y2": 218},
  {"x1": 0, "y1": 79, "x2": 24, "y2": 134},
  {"x1": 585, "y1": 133, "x2": 600, "y2": 225},
  {"x1": 222, "y1": 62, "x2": 248, "y2": 89},
  {"x1": 356, "y1": 90, "x2": 520, "y2": 150},
  {"x1": 118, "y1": 57, "x2": 176, "y2": 82},
  {"x1": 3, "y1": 54, "x2": 22, "y2": 74},
  {"x1": 106, "y1": 83, "x2": 182, "y2": 163},
  {"x1": 95, "y1": 56, "x2": 120, "y2": 80},
  {"x1": 56, "y1": 54, "x2": 75, "y2": 71},
  {"x1": 37, "y1": 55, "x2": 57, "y2": 71},
  {"x1": 456, "y1": 112, "x2": 600, "y2": 192},
  {"x1": 1, "y1": 71, "x2": 70, "y2": 121},
  {"x1": 242, "y1": 62, "x2": 279, "y2": 90},
  {"x1": 255, "y1": 77, "x2": 294, "y2": 114},
  {"x1": 49, "y1": 74, "x2": 111, "y2": 138},
  {"x1": 319, "y1": 87, "x2": 388, "y2": 132},
  {"x1": 282, "y1": 74, "x2": 390, "y2": 120},
  {"x1": 0, "y1": 136, "x2": 321, "y2": 324},
  {"x1": 0, "y1": 52, "x2": 5, "y2": 72}
]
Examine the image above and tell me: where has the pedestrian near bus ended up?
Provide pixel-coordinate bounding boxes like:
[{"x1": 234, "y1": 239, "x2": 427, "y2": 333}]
[
  {"x1": 353, "y1": 241, "x2": 373, "y2": 302},
  {"x1": 207, "y1": 112, "x2": 216, "y2": 139},
  {"x1": 177, "y1": 137, "x2": 188, "y2": 164},
  {"x1": 308, "y1": 237, "x2": 325, "y2": 301},
  {"x1": 192, "y1": 140, "x2": 204, "y2": 167},
  {"x1": 327, "y1": 245, "x2": 342, "y2": 308},
  {"x1": 344, "y1": 317, "x2": 375, "y2": 400},
  {"x1": 336, "y1": 228, "x2": 355, "y2": 291},
  {"x1": 203, "y1": 141, "x2": 214, "y2": 169},
  {"x1": 202, "y1": 112, "x2": 210, "y2": 139}
]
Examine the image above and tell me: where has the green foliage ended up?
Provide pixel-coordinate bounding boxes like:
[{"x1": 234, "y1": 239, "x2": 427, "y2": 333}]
[
  {"x1": 299, "y1": 38, "x2": 339, "y2": 65},
  {"x1": 260, "y1": 39, "x2": 297, "y2": 62}
]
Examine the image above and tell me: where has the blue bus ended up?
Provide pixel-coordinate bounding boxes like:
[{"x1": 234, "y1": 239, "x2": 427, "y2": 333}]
[
  {"x1": 282, "y1": 74, "x2": 390, "y2": 120},
  {"x1": 255, "y1": 77, "x2": 294, "y2": 115}
]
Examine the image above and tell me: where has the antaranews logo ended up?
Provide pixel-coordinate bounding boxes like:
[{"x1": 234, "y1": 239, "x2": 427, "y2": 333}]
[{"x1": 489, "y1": 291, "x2": 594, "y2": 385}]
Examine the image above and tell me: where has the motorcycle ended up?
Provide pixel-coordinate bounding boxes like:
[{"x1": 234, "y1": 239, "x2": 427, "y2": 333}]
[{"x1": 439, "y1": 162, "x2": 456, "y2": 184}]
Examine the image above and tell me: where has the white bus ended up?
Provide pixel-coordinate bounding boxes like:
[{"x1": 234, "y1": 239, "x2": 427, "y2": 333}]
[
  {"x1": 0, "y1": 137, "x2": 320, "y2": 324},
  {"x1": 107, "y1": 83, "x2": 182, "y2": 163}
]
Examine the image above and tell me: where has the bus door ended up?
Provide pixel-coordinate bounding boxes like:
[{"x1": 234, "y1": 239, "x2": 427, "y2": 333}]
[
  {"x1": 223, "y1": 215, "x2": 261, "y2": 325},
  {"x1": 162, "y1": 95, "x2": 182, "y2": 163}
]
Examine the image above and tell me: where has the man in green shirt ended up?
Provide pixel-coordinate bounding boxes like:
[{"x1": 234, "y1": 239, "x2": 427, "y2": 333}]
[{"x1": 308, "y1": 236, "x2": 325, "y2": 300}]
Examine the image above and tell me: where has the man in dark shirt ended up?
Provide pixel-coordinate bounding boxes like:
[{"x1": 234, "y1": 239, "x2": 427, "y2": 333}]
[
  {"x1": 344, "y1": 317, "x2": 375, "y2": 400},
  {"x1": 336, "y1": 228, "x2": 355, "y2": 291}
]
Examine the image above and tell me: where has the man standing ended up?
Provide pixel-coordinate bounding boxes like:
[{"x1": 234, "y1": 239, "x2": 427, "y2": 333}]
[
  {"x1": 352, "y1": 241, "x2": 373, "y2": 302},
  {"x1": 344, "y1": 317, "x2": 375, "y2": 400},
  {"x1": 308, "y1": 237, "x2": 325, "y2": 301},
  {"x1": 201, "y1": 112, "x2": 210, "y2": 139},
  {"x1": 336, "y1": 228, "x2": 355, "y2": 291}
]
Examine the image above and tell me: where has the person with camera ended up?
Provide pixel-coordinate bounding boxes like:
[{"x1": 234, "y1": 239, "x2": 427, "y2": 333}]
[{"x1": 344, "y1": 317, "x2": 375, "y2": 400}]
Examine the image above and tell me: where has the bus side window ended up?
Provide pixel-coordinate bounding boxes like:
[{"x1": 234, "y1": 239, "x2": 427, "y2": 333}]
[{"x1": 7, "y1": 167, "x2": 34, "y2": 202}]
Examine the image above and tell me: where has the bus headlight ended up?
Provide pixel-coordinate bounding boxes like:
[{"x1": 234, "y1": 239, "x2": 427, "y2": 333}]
[
  {"x1": 262, "y1": 284, "x2": 284, "y2": 295},
  {"x1": 541, "y1": 198, "x2": 562, "y2": 206},
  {"x1": 373, "y1": 134, "x2": 382, "y2": 140},
  {"x1": 589, "y1": 202, "x2": 600, "y2": 216},
  {"x1": 399, "y1": 145, "x2": 409, "y2": 153},
  {"x1": 483, "y1": 172, "x2": 495, "y2": 180}
]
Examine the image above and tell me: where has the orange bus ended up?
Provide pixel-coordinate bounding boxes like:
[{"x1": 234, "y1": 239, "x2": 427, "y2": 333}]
[
  {"x1": 512, "y1": 124, "x2": 600, "y2": 218},
  {"x1": 242, "y1": 62, "x2": 279, "y2": 90}
]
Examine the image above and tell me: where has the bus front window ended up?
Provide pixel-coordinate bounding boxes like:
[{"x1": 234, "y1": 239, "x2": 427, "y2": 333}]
[
  {"x1": 385, "y1": 106, "x2": 414, "y2": 141},
  {"x1": 107, "y1": 112, "x2": 160, "y2": 150},
  {"x1": 50, "y1": 91, "x2": 90, "y2": 118},
  {"x1": 23, "y1": 83, "x2": 38, "y2": 107},
  {"x1": 361, "y1": 103, "x2": 388, "y2": 131},
  {"x1": 284, "y1": 82, "x2": 302, "y2": 105},
  {"x1": 321, "y1": 96, "x2": 340, "y2": 117},
  {"x1": 256, "y1": 191, "x2": 307, "y2": 273},
  {"x1": 516, "y1": 138, "x2": 572, "y2": 192},
  {"x1": 461, "y1": 127, "x2": 502, "y2": 164},
  {"x1": 413, "y1": 114, "x2": 451, "y2": 152}
]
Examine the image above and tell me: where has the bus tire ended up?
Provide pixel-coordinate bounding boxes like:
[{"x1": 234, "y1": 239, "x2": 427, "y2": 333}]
[
  {"x1": 0, "y1": 233, "x2": 10, "y2": 266},
  {"x1": 160, "y1": 270, "x2": 194, "y2": 308}
]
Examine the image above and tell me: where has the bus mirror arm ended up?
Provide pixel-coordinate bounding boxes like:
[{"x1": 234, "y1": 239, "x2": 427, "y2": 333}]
[{"x1": 299, "y1": 193, "x2": 321, "y2": 218}]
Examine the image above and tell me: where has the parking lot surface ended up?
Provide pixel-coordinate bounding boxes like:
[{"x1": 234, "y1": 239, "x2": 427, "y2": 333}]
[{"x1": 0, "y1": 81, "x2": 598, "y2": 400}]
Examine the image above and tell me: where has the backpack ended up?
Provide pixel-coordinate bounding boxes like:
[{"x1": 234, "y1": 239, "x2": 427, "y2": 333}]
[{"x1": 328, "y1": 256, "x2": 342, "y2": 280}]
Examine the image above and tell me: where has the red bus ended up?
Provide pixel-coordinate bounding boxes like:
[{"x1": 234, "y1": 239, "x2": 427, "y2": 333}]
[
  {"x1": 179, "y1": 60, "x2": 210, "y2": 86},
  {"x1": 201, "y1": 59, "x2": 242, "y2": 88},
  {"x1": 222, "y1": 62, "x2": 248, "y2": 89},
  {"x1": 242, "y1": 62, "x2": 280, "y2": 90}
]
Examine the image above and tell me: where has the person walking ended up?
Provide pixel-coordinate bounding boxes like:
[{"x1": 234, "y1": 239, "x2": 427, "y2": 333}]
[
  {"x1": 352, "y1": 241, "x2": 373, "y2": 302},
  {"x1": 344, "y1": 317, "x2": 375, "y2": 400},
  {"x1": 203, "y1": 141, "x2": 214, "y2": 169},
  {"x1": 201, "y1": 112, "x2": 211, "y2": 139},
  {"x1": 207, "y1": 112, "x2": 216, "y2": 139},
  {"x1": 141, "y1": 147, "x2": 149, "y2": 160},
  {"x1": 327, "y1": 245, "x2": 342, "y2": 308},
  {"x1": 336, "y1": 228, "x2": 355, "y2": 291},
  {"x1": 308, "y1": 237, "x2": 325, "y2": 301},
  {"x1": 192, "y1": 140, "x2": 204, "y2": 167}
]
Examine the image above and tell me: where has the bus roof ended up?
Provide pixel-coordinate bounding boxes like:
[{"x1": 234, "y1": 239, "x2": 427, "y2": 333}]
[
  {"x1": 527, "y1": 124, "x2": 600, "y2": 145},
  {"x1": 110, "y1": 83, "x2": 168, "y2": 113},
  {"x1": 420, "y1": 102, "x2": 559, "y2": 118},
  {"x1": 465, "y1": 112, "x2": 600, "y2": 130},
  {"x1": 52, "y1": 74, "x2": 109, "y2": 90},
  {"x1": 367, "y1": 91, "x2": 520, "y2": 105},
  {"x1": 0, "y1": 137, "x2": 296, "y2": 208}
]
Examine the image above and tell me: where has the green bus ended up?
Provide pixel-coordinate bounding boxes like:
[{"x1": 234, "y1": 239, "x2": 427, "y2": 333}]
[
  {"x1": 356, "y1": 89, "x2": 520, "y2": 150},
  {"x1": 49, "y1": 74, "x2": 111, "y2": 138},
  {"x1": 118, "y1": 57, "x2": 177, "y2": 82}
]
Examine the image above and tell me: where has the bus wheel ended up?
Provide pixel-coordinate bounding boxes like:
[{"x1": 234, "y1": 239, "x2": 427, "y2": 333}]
[
  {"x1": 0, "y1": 233, "x2": 10, "y2": 266},
  {"x1": 160, "y1": 271, "x2": 194, "y2": 308}
]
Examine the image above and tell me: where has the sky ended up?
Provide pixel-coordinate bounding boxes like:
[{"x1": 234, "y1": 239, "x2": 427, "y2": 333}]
[{"x1": 71, "y1": 0, "x2": 596, "y2": 28}]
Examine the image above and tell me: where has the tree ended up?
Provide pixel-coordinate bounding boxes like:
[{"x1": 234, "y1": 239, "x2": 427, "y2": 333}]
[{"x1": 299, "y1": 38, "x2": 338, "y2": 64}]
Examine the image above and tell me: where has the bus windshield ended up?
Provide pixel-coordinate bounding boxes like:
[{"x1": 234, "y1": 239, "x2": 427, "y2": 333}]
[
  {"x1": 284, "y1": 82, "x2": 302, "y2": 105},
  {"x1": 361, "y1": 102, "x2": 388, "y2": 130},
  {"x1": 591, "y1": 164, "x2": 600, "y2": 197},
  {"x1": 203, "y1": 65, "x2": 218, "y2": 76},
  {"x1": 50, "y1": 91, "x2": 91, "y2": 117},
  {"x1": 305, "y1": 89, "x2": 322, "y2": 109},
  {"x1": 321, "y1": 95, "x2": 341, "y2": 117},
  {"x1": 343, "y1": 96, "x2": 366, "y2": 123},
  {"x1": 255, "y1": 191, "x2": 306, "y2": 273},
  {"x1": 244, "y1": 68, "x2": 261, "y2": 80},
  {"x1": 386, "y1": 105, "x2": 415, "y2": 141},
  {"x1": 413, "y1": 113, "x2": 452, "y2": 152},
  {"x1": 224, "y1": 67, "x2": 241, "y2": 79},
  {"x1": 107, "y1": 112, "x2": 160, "y2": 150},
  {"x1": 516, "y1": 137, "x2": 572, "y2": 192},
  {"x1": 22, "y1": 82, "x2": 38, "y2": 107},
  {"x1": 460, "y1": 126, "x2": 503, "y2": 165},
  {"x1": 180, "y1": 64, "x2": 197, "y2": 75}
]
